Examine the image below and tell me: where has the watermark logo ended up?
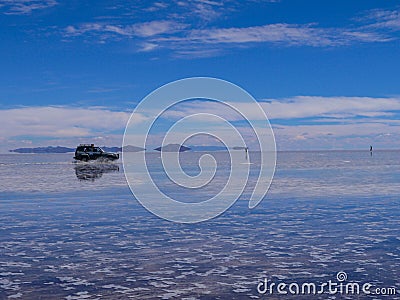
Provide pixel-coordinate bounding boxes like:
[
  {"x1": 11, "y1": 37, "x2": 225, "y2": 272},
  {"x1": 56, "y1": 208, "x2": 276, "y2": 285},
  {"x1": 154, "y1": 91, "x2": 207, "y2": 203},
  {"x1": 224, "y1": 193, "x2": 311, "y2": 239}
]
[
  {"x1": 336, "y1": 271, "x2": 347, "y2": 282},
  {"x1": 122, "y1": 77, "x2": 276, "y2": 223},
  {"x1": 257, "y1": 272, "x2": 397, "y2": 296}
]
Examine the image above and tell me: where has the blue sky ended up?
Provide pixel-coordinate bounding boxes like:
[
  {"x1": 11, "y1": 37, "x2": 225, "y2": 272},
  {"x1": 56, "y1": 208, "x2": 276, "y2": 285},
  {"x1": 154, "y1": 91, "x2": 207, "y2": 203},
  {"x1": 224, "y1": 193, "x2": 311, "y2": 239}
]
[{"x1": 1, "y1": 0, "x2": 400, "y2": 152}]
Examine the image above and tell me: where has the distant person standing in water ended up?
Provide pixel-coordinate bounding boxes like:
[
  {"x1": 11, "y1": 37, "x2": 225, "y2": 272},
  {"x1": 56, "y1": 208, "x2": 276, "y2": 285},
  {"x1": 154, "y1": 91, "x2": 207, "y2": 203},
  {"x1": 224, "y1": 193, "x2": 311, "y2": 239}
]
[{"x1": 370, "y1": 145, "x2": 373, "y2": 156}]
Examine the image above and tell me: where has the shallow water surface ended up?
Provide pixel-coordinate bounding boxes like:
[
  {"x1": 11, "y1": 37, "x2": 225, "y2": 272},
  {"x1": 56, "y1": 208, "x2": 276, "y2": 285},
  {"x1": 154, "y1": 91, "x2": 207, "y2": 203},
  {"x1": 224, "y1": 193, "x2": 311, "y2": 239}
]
[{"x1": 0, "y1": 151, "x2": 399, "y2": 299}]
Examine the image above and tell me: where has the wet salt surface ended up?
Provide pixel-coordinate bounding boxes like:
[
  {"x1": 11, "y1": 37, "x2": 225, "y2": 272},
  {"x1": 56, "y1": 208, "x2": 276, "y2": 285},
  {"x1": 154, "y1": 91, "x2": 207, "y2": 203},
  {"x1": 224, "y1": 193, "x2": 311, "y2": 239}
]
[{"x1": 0, "y1": 151, "x2": 399, "y2": 299}]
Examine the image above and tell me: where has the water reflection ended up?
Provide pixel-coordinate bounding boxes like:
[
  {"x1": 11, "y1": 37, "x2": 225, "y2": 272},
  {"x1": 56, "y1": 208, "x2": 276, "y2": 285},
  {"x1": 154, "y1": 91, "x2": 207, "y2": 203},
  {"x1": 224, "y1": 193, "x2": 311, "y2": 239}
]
[{"x1": 74, "y1": 163, "x2": 120, "y2": 181}]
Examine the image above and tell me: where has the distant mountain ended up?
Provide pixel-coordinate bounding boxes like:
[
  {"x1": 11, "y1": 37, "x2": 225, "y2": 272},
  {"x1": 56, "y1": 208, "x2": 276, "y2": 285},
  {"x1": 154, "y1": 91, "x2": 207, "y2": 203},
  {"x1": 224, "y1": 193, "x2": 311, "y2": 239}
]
[
  {"x1": 122, "y1": 145, "x2": 145, "y2": 152},
  {"x1": 232, "y1": 146, "x2": 247, "y2": 150},
  {"x1": 154, "y1": 144, "x2": 191, "y2": 152},
  {"x1": 9, "y1": 146, "x2": 74, "y2": 153},
  {"x1": 189, "y1": 145, "x2": 228, "y2": 152}
]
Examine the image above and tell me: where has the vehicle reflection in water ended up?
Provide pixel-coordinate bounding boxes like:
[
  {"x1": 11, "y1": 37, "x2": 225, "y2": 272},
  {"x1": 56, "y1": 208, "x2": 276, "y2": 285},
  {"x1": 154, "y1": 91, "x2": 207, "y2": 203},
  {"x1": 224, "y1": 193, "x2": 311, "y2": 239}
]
[{"x1": 74, "y1": 163, "x2": 120, "y2": 181}]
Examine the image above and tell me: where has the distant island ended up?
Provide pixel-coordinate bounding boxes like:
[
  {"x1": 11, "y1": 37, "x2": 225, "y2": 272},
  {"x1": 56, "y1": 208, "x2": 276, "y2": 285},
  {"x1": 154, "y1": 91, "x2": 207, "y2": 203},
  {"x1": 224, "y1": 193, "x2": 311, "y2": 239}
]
[
  {"x1": 154, "y1": 144, "x2": 191, "y2": 152},
  {"x1": 9, "y1": 146, "x2": 75, "y2": 153}
]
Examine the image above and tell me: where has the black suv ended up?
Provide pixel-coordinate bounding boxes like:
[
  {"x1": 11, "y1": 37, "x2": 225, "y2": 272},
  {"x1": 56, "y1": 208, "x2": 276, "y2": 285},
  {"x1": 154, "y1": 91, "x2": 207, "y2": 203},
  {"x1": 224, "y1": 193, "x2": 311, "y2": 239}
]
[{"x1": 74, "y1": 144, "x2": 119, "y2": 161}]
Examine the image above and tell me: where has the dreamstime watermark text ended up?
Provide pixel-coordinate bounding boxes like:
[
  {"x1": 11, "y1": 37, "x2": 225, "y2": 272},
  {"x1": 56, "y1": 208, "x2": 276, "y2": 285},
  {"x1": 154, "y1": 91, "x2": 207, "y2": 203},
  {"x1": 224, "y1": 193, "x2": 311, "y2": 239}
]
[{"x1": 257, "y1": 272, "x2": 397, "y2": 296}]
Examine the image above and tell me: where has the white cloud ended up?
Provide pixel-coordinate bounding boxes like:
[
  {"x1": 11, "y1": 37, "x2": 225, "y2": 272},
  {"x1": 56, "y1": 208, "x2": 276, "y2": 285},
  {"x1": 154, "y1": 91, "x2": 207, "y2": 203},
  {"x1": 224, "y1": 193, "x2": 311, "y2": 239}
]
[
  {"x1": 0, "y1": 0, "x2": 57, "y2": 15},
  {"x1": 0, "y1": 106, "x2": 144, "y2": 140},
  {"x1": 185, "y1": 23, "x2": 335, "y2": 46},
  {"x1": 138, "y1": 96, "x2": 400, "y2": 150},
  {"x1": 153, "y1": 21, "x2": 394, "y2": 54},
  {"x1": 358, "y1": 8, "x2": 400, "y2": 30},
  {"x1": 65, "y1": 20, "x2": 186, "y2": 39},
  {"x1": 173, "y1": 48, "x2": 222, "y2": 58},
  {"x1": 262, "y1": 96, "x2": 400, "y2": 119},
  {"x1": 265, "y1": 96, "x2": 400, "y2": 149},
  {"x1": 59, "y1": 4, "x2": 400, "y2": 56},
  {"x1": 175, "y1": 0, "x2": 224, "y2": 22},
  {"x1": 159, "y1": 96, "x2": 400, "y2": 121},
  {"x1": 341, "y1": 30, "x2": 394, "y2": 43},
  {"x1": 2, "y1": 96, "x2": 400, "y2": 152},
  {"x1": 124, "y1": 20, "x2": 186, "y2": 37},
  {"x1": 144, "y1": 2, "x2": 169, "y2": 12},
  {"x1": 138, "y1": 42, "x2": 158, "y2": 52}
]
